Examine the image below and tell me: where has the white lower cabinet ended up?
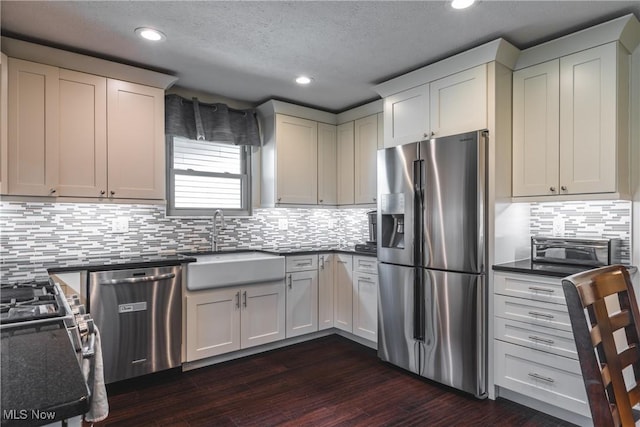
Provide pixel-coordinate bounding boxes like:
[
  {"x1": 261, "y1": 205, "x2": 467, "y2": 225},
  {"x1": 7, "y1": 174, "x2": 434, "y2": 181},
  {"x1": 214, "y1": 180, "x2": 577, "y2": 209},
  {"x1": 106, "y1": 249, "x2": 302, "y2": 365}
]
[
  {"x1": 185, "y1": 281, "x2": 285, "y2": 362},
  {"x1": 318, "y1": 254, "x2": 335, "y2": 330},
  {"x1": 334, "y1": 254, "x2": 354, "y2": 333},
  {"x1": 285, "y1": 254, "x2": 319, "y2": 338},
  {"x1": 493, "y1": 271, "x2": 589, "y2": 420},
  {"x1": 352, "y1": 271, "x2": 378, "y2": 342}
]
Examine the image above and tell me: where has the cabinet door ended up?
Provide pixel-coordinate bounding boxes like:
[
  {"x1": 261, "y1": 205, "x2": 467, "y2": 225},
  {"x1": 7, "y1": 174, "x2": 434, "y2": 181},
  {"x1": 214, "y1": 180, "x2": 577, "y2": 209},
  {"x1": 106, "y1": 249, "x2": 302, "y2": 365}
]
[
  {"x1": 377, "y1": 112, "x2": 384, "y2": 149},
  {"x1": 318, "y1": 254, "x2": 335, "y2": 330},
  {"x1": 285, "y1": 271, "x2": 319, "y2": 338},
  {"x1": 334, "y1": 254, "x2": 353, "y2": 333},
  {"x1": 354, "y1": 114, "x2": 378, "y2": 204},
  {"x1": 58, "y1": 69, "x2": 107, "y2": 197},
  {"x1": 107, "y1": 79, "x2": 164, "y2": 199},
  {"x1": 317, "y1": 123, "x2": 337, "y2": 205},
  {"x1": 559, "y1": 43, "x2": 617, "y2": 195},
  {"x1": 383, "y1": 84, "x2": 429, "y2": 148},
  {"x1": 353, "y1": 271, "x2": 378, "y2": 342},
  {"x1": 429, "y1": 64, "x2": 487, "y2": 138},
  {"x1": 241, "y1": 282, "x2": 286, "y2": 349},
  {"x1": 336, "y1": 121, "x2": 354, "y2": 205},
  {"x1": 7, "y1": 58, "x2": 59, "y2": 196},
  {"x1": 512, "y1": 60, "x2": 560, "y2": 197},
  {"x1": 185, "y1": 288, "x2": 241, "y2": 361},
  {"x1": 275, "y1": 114, "x2": 318, "y2": 204}
]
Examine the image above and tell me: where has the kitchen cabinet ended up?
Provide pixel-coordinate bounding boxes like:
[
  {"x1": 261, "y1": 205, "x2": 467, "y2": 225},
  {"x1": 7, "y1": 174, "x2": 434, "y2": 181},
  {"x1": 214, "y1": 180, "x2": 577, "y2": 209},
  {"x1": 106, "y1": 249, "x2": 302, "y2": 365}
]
[
  {"x1": 336, "y1": 121, "x2": 355, "y2": 205},
  {"x1": 58, "y1": 69, "x2": 107, "y2": 197},
  {"x1": 354, "y1": 114, "x2": 378, "y2": 205},
  {"x1": 317, "y1": 123, "x2": 337, "y2": 205},
  {"x1": 383, "y1": 84, "x2": 429, "y2": 148},
  {"x1": 185, "y1": 281, "x2": 285, "y2": 362},
  {"x1": 382, "y1": 65, "x2": 487, "y2": 148},
  {"x1": 352, "y1": 256, "x2": 378, "y2": 342},
  {"x1": 107, "y1": 79, "x2": 164, "y2": 199},
  {"x1": 7, "y1": 58, "x2": 59, "y2": 196},
  {"x1": 493, "y1": 271, "x2": 589, "y2": 418},
  {"x1": 273, "y1": 114, "x2": 318, "y2": 204},
  {"x1": 512, "y1": 42, "x2": 628, "y2": 198},
  {"x1": 512, "y1": 60, "x2": 560, "y2": 197},
  {"x1": 429, "y1": 64, "x2": 487, "y2": 138},
  {"x1": 334, "y1": 254, "x2": 353, "y2": 333},
  {"x1": 318, "y1": 254, "x2": 335, "y2": 330},
  {"x1": 285, "y1": 255, "x2": 319, "y2": 338},
  {"x1": 4, "y1": 58, "x2": 165, "y2": 200}
]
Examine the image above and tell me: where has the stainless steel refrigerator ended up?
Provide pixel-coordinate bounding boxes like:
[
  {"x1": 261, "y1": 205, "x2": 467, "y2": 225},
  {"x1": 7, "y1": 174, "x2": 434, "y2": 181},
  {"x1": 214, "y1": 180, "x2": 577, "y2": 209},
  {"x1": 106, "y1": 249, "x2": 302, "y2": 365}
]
[{"x1": 377, "y1": 130, "x2": 487, "y2": 398}]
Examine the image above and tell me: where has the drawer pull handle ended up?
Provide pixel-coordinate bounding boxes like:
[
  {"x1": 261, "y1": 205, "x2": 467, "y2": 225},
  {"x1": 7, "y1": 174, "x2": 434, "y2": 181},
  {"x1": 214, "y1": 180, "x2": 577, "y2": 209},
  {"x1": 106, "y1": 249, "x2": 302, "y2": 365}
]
[
  {"x1": 528, "y1": 335, "x2": 554, "y2": 344},
  {"x1": 337, "y1": 260, "x2": 348, "y2": 264},
  {"x1": 528, "y1": 286, "x2": 555, "y2": 293},
  {"x1": 528, "y1": 372, "x2": 555, "y2": 383},
  {"x1": 295, "y1": 262, "x2": 312, "y2": 267},
  {"x1": 528, "y1": 311, "x2": 554, "y2": 319}
]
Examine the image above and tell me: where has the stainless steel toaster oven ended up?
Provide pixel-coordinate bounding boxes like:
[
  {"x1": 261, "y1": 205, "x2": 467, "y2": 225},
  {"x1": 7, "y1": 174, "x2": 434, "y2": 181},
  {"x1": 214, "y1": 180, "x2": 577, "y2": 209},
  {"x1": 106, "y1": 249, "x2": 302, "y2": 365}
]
[{"x1": 531, "y1": 236, "x2": 621, "y2": 267}]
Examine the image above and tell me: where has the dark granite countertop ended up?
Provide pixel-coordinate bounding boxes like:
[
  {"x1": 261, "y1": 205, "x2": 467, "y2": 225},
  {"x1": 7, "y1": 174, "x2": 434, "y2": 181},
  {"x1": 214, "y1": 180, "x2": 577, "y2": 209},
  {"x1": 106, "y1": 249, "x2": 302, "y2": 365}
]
[
  {"x1": 46, "y1": 246, "x2": 376, "y2": 274},
  {"x1": 1, "y1": 321, "x2": 89, "y2": 425},
  {"x1": 493, "y1": 259, "x2": 637, "y2": 278}
]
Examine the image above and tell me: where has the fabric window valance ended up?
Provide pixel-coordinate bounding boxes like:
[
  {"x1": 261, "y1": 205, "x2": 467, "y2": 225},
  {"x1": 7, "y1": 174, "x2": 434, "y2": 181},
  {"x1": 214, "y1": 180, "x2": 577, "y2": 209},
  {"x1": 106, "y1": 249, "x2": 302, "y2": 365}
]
[{"x1": 165, "y1": 94, "x2": 260, "y2": 146}]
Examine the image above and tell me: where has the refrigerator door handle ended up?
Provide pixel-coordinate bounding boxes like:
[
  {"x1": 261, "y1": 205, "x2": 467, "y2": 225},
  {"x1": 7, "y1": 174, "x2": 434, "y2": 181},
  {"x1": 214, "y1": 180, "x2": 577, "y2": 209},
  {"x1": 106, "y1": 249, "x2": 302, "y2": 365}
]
[
  {"x1": 413, "y1": 268, "x2": 425, "y2": 342},
  {"x1": 413, "y1": 159, "x2": 424, "y2": 265}
]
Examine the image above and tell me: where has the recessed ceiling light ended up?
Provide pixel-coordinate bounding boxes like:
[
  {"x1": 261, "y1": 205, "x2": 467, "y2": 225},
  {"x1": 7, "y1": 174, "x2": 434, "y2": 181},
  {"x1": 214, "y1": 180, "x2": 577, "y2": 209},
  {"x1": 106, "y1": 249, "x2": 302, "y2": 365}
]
[
  {"x1": 451, "y1": 0, "x2": 475, "y2": 9},
  {"x1": 295, "y1": 76, "x2": 313, "y2": 85},
  {"x1": 135, "y1": 27, "x2": 166, "y2": 42}
]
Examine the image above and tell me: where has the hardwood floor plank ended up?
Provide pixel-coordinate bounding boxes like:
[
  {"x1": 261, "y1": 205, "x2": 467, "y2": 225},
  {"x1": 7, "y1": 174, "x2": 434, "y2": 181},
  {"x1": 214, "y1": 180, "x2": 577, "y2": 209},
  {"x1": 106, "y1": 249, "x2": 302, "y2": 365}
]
[{"x1": 94, "y1": 335, "x2": 576, "y2": 426}]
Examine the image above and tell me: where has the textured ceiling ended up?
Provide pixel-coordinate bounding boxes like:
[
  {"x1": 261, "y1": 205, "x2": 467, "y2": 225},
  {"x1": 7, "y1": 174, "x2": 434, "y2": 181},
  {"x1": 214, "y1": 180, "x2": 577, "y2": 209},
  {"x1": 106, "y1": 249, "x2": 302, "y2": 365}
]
[{"x1": 2, "y1": 1, "x2": 640, "y2": 113}]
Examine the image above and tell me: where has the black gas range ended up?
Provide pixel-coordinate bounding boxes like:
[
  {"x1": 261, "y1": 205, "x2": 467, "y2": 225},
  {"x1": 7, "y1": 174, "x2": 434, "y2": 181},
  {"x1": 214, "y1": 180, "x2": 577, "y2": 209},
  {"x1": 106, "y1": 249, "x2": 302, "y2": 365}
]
[{"x1": 1, "y1": 278, "x2": 95, "y2": 426}]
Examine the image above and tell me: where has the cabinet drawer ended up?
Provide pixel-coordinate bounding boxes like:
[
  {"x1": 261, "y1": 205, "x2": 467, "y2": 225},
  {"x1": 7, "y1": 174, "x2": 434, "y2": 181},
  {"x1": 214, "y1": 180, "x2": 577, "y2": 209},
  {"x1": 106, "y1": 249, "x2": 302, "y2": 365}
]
[
  {"x1": 495, "y1": 295, "x2": 572, "y2": 332},
  {"x1": 494, "y1": 340, "x2": 588, "y2": 416},
  {"x1": 286, "y1": 254, "x2": 318, "y2": 272},
  {"x1": 353, "y1": 256, "x2": 377, "y2": 274},
  {"x1": 494, "y1": 317, "x2": 577, "y2": 360},
  {"x1": 494, "y1": 273, "x2": 565, "y2": 305}
]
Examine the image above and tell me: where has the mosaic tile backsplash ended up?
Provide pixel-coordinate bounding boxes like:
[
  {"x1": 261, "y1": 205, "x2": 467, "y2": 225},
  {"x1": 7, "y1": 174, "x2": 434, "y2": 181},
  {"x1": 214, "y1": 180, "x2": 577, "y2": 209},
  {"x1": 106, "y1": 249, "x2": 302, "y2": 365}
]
[
  {"x1": 529, "y1": 200, "x2": 632, "y2": 263},
  {"x1": 0, "y1": 202, "x2": 372, "y2": 281}
]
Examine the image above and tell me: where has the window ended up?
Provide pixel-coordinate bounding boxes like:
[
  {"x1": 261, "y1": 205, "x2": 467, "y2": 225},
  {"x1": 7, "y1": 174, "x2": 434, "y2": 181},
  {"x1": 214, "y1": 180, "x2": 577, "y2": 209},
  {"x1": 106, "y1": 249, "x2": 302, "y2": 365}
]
[{"x1": 167, "y1": 136, "x2": 251, "y2": 216}]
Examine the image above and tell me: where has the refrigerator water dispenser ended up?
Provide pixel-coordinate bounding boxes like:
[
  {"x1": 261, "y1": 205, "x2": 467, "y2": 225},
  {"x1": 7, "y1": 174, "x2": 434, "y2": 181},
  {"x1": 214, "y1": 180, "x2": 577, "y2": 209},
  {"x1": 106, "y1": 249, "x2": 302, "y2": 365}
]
[{"x1": 380, "y1": 193, "x2": 405, "y2": 249}]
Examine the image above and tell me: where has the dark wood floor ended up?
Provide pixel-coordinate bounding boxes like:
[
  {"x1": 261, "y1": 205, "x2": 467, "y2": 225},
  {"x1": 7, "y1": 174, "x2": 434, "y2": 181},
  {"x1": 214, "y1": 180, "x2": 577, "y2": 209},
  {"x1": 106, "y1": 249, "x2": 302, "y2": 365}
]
[{"x1": 97, "y1": 335, "x2": 575, "y2": 426}]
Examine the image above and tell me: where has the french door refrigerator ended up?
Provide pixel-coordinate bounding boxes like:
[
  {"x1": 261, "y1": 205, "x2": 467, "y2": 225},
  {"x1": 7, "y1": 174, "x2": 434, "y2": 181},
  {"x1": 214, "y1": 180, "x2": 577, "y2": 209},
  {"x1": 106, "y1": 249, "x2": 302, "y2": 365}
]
[{"x1": 377, "y1": 130, "x2": 487, "y2": 398}]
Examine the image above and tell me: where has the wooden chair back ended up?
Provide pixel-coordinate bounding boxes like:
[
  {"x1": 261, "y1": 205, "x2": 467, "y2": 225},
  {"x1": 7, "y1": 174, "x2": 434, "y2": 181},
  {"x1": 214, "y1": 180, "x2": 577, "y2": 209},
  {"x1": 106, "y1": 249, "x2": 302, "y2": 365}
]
[{"x1": 562, "y1": 265, "x2": 640, "y2": 427}]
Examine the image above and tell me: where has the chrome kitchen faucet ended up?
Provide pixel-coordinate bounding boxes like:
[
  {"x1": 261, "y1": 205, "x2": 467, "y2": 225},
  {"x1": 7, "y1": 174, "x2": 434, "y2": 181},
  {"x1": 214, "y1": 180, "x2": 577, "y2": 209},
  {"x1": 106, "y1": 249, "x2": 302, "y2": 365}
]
[{"x1": 211, "y1": 209, "x2": 225, "y2": 251}]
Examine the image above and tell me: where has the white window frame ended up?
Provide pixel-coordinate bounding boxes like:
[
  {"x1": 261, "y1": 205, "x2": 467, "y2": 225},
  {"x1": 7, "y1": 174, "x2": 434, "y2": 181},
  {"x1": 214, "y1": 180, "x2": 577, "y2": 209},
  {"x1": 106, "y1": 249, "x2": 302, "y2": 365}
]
[{"x1": 166, "y1": 136, "x2": 252, "y2": 217}]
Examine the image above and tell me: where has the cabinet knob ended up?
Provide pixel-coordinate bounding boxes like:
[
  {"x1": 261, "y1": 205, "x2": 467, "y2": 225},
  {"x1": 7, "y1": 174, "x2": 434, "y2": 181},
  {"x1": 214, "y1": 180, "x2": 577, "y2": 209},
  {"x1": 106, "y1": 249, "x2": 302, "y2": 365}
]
[
  {"x1": 549, "y1": 186, "x2": 556, "y2": 192},
  {"x1": 100, "y1": 190, "x2": 106, "y2": 196},
  {"x1": 277, "y1": 197, "x2": 281, "y2": 203},
  {"x1": 49, "y1": 188, "x2": 57, "y2": 195},
  {"x1": 110, "y1": 190, "x2": 116, "y2": 196},
  {"x1": 373, "y1": 197, "x2": 377, "y2": 202},
  {"x1": 319, "y1": 199, "x2": 323, "y2": 203},
  {"x1": 561, "y1": 186, "x2": 567, "y2": 192},
  {"x1": 423, "y1": 132, "x2": 428, "y2": 138}
]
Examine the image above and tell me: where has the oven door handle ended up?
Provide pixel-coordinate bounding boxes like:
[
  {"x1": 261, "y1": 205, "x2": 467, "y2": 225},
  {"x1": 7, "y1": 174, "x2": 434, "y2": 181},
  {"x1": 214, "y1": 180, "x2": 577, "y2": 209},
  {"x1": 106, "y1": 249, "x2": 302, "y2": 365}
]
[
  {"x1": 81, "y1": 318, "x2": 97, "y2": 359},
  {"x1": 99, "y1": 272, "x2": 176, "y2": 285}
]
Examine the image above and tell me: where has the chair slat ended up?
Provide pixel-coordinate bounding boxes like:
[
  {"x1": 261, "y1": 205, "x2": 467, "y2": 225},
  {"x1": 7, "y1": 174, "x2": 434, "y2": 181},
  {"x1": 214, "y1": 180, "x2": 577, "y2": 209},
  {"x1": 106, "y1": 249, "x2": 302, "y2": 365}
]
[
  {"x1": 627, "y1": 385, "x2": 640, "y2": 407},
  {"x1": 619, "y1": 345, "x2": 640, "y2": 370},
  {"x1": 610, "y1": 310, "x2": 632, "y2": 331},
  {"x1": 577, "y1": 271, "x2": 628, "y2": 306},
  {"x1": 601, "y1": 364, "x2": 612, "y2": 388},
  {"x1": 592, "y1": 325, "x2": 603, "y2": 347}
]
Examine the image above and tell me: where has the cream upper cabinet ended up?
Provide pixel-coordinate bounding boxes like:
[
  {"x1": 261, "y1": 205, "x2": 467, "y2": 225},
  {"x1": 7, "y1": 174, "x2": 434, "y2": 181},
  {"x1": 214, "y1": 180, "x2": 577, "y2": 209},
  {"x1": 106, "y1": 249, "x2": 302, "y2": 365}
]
[
  {"x1": 512, "y1": 60, "x2": 560, "y2": 197},
  {"x1": 7, "y1": 58, "x2": 59, "y2": 196},
  {"x1": 429, "y1": 64, "x2": 487, "y2": 138},
  {"x1": 58, "y1": 69, "x2": 107, "y2": 197},
  {"x1": 377, "y1": 112, "x2": 384, "y2": 149},
  {"x1": 336, "y1": 121, "x2": 355, "y2": 205},
  {"x1": 107, "y1": 79, "x2": 164, "y2": 200},
  {"x1": 383, "y1": 84, "x2": 429, "y2": 148},
  {"x1": 317, "y1": 122, "x2": 337, "y2": 205},
  {"x1": 512, "y1": 42, "x2": 628, "y2": 198},
  {"x1": 354, "y1": 114, "x2": 378, "y2": 204},
  {"x1": 559, "y1": 43, "x2": 619, "y2": 195},
  {"x1": 274, "y1": 114, "x2": 318, "y2": 204}
]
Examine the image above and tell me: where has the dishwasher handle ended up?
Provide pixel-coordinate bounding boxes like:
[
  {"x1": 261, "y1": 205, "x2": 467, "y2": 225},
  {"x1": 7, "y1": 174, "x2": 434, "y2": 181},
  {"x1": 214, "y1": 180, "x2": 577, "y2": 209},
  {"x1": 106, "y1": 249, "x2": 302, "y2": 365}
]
[{"x1": 99, "y1": 272, "x2": 176, "y2": 285}]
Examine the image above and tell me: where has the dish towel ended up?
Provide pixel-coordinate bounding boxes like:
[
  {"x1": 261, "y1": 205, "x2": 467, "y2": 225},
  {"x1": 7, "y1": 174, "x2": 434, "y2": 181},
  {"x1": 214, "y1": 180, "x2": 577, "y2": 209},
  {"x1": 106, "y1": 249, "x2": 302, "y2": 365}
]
[{"x1": 82, "y1": 327, "x2": 109, "y2": 423}]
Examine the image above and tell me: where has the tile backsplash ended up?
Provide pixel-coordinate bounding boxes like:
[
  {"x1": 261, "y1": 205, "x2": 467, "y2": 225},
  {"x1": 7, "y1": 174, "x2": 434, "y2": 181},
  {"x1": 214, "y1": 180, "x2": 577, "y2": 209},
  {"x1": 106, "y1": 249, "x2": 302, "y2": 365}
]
[
  {"x1": 0, "y1": 202, "x2": 372, "y2": 282},
  {"x1": 529, "y1": 200, "x2": 632, "y2": 263}
]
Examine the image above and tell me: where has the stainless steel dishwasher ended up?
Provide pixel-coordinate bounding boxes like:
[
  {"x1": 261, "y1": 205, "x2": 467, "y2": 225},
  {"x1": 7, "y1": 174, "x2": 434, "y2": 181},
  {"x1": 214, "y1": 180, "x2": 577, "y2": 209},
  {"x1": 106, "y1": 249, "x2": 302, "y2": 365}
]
[{"x1": 88, "y1": 265, "x2": 182, "y2": 384}]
